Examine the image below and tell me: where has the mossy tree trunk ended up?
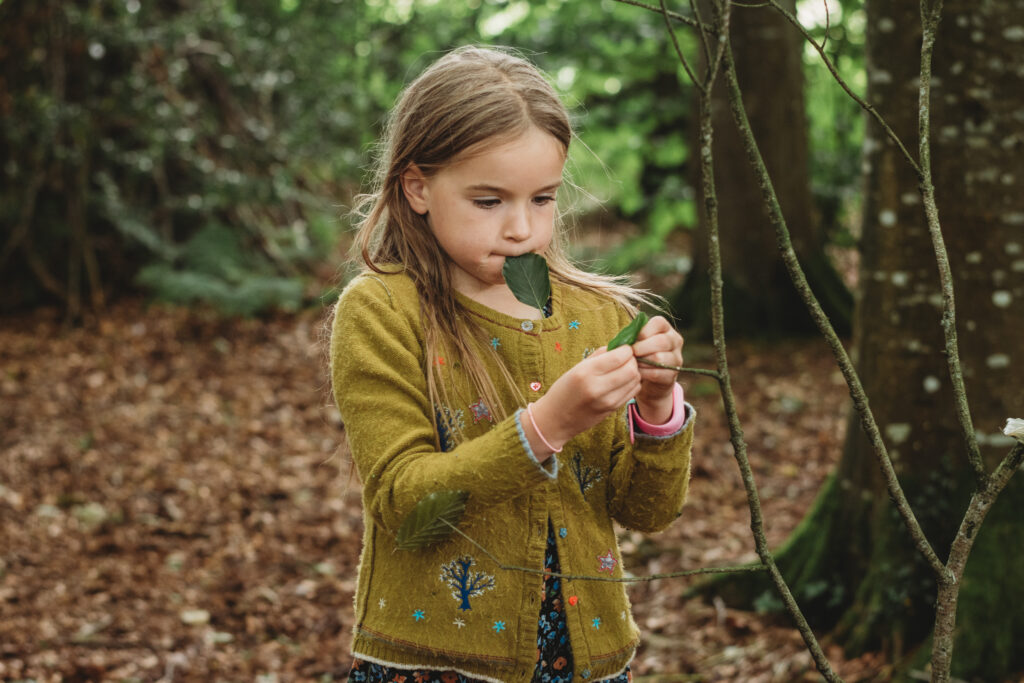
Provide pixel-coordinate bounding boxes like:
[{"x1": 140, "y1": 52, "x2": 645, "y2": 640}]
[
  {"x1": 673, "y1": 0, "x2": 852, "y2": 339},
  {"x1": 711, "y1": 1, "x2": 1024, "y2": 679}
]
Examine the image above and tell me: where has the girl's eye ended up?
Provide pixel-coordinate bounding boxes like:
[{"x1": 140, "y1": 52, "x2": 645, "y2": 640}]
[
  {"x1": 533, "y1": 195, "x2": 556, "y2": 206},
  {"x1": 473, "y1": 198, "x2": 500, "y2": 209}
]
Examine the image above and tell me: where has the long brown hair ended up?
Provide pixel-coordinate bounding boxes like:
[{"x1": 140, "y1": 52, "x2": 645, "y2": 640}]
[{"x1": 350, "y1": 45, "x2": 654, "y2": 445}]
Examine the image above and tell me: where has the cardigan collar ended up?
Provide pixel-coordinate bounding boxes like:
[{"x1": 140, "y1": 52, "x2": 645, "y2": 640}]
[{"x1": 453, "y1": 279, "x2": 565, "y2": 333}]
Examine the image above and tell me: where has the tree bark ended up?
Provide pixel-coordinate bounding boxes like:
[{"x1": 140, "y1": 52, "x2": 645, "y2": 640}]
[
  {"x1": 720, "y1": 1, "x2": 1024, "y2": 678},
  {"x1": 673, "y1": 0, "x2": 852, "y2": 339}
]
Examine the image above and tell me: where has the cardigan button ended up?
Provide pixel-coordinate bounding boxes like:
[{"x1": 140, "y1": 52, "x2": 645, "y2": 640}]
[{"x1": 520, "y1": 320, "x2": 534, "y2": 332}]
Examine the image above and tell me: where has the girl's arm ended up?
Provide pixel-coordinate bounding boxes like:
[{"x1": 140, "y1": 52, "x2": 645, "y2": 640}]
[
  {"x1": 330, "y1": 276, "x2": 557, "y2": 535},
  {"x1": 605, "y1": 308, "x2": 696, "y2": 533}
]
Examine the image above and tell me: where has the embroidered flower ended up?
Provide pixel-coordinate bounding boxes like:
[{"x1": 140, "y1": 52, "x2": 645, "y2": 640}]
[
  {"x1": 582, "y1": 347, "x2": 595, "y2": 359},
  {"x1": 553, "y1": 656, "x2": 567, "y2": 670},
  {"x1": 597, "y1": 549, "x2": 617, "y2": 574},
  {"x1": 582, "y1": 669, "x2": 591, "y2": 679},
  {"x1": 569, "y1": 320, "x2": 580, "y2": 330},
  {"x1": 434, "y1": 356, "x2": 445, "y2": 366},
  {"x1": 490, "y1": 337, "x2": 501, "y2": 349},
  {"x1": 559, "y1": 527, "x2": 568, "y2": 538},
  {"x1": 592, "y1": 617, "x2": 601, "y2": 629},
  {"x1": 441, "y1": 673, "x2": 458, "y2": 683},
  {"x1": 493, "y1": 620, "x2": 506, "y2": 633},
  {"x1": 453, "y1": 618, "x2": 466, "y2": 628},
  {"x1": 568, "y1": 595, "x2": 578, "y2": 606},
  {"x1": 555, "y1": 342, "x2": 562, "y2": 352},
  {"x1": 413, "y1": 673, "x2": 429, "y2": 683},
  {"x1": 412, "y1": 609, "x2": 425, "y2": 621},
  {"x1": 392, "y1": 675, "x2": 406, "y2": 683},
  {"x1": 378, "y1": 598, "x2": 386, "y2": 609},
  {"x1": 530, "y1": 381, "x2": 542, "y2": 392}
]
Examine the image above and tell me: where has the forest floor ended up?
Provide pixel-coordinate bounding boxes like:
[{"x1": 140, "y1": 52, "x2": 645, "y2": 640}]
[{"x1": 1, "y1": 289, "x2": 904, "y2": 683}]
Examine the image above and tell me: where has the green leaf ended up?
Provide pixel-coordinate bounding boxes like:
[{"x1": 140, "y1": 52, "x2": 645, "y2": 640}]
[
  {"x1": 395, "y1": 490, "x2": 469, "y2": 551},
  {"x1": 502, "y1": 253, "x2": 551, "y2": 310},
  {"x1": 606, "y1": 311, "x2": 649, "y2": 351}
]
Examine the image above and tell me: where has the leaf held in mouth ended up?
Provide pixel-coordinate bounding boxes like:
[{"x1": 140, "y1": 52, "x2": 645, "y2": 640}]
[{"x1": 502, "y1": 253, "x2": 551, "y2": 311}]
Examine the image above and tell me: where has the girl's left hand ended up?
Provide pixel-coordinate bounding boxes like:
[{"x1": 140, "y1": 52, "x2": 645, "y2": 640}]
[{"x1": 630, "y1": 315, "x2": 684, "y2": 424}]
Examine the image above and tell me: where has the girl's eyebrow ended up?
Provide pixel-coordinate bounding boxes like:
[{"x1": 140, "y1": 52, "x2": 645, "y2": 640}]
[{"x1": 466, "y1": 181, "x2": 563, "y2": 194}]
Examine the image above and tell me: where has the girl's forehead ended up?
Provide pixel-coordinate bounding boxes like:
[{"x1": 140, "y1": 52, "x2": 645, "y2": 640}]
[{"x1": 444, "y1": 127, "x2": 567, "y2": 179}]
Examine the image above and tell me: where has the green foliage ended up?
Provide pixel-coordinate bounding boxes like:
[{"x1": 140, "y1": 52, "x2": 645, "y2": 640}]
[{"x1": 0, "y1": 0, "x2": 865, "y2": 315}]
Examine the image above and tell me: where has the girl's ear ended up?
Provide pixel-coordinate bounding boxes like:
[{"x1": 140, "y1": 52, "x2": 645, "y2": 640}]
[{"x1": 400, "y1": 164, "x2": 430, "y2": 215}]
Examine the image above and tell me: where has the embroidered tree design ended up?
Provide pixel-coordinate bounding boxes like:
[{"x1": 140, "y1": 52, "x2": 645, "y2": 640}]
[
  {"x1": 439, "y1": 556, "x2": 495, "y2": 611},
  {"x1": 569, "y1": 450, "x2": 602, "y2": 496},
  {"x1": 435, "y1": 406, "x2": 466, "y2": 452}
]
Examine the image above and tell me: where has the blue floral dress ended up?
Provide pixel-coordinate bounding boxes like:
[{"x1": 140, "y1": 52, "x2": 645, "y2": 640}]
[{"x1": 345, "y1": 522, "x2": 632, "y2": 683}]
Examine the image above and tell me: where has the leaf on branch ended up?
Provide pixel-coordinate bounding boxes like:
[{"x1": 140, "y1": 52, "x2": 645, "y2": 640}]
[
  {"x1": 395, "y1": 490, "x2": 469, "y2": 551},
  {"x1": 502, "y1": 253, "x2": 551, "y2": 310},
  {"x1": 607, "y1": 312, "x2": 650, "y2": 351}
]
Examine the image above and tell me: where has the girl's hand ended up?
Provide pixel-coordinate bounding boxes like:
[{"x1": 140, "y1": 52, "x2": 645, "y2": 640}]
[
  {"x1": 631, "y1": 315, "x2": 684, "y2": 424},
  {"x1": 525, "y1": 345, "x2": 640, "y2": 460}
]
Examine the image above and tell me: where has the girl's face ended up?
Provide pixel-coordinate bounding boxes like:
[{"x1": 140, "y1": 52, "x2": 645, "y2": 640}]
[{"x1": 402, "y1": 126, "x2": 566, "y2": 299}]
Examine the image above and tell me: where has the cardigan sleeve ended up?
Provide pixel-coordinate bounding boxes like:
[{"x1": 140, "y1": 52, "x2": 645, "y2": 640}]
[
  {"x1": 330, "y1": 275, "x2": 556, "y2": 536},
  {"x1": 605, "y1": 305, "x2": 696, "y2": 533}
]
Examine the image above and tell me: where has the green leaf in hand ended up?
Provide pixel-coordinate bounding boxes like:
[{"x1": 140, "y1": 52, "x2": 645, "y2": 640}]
[
  {"x1": 395, "y1": 490, "x2": 469, "y2": 551},
  {"x1": 607, "y1": 311, "x2": 649, "y2": 351},
  {"x1": 502, "y1": 253, "x2": 551, "y2": 311}
]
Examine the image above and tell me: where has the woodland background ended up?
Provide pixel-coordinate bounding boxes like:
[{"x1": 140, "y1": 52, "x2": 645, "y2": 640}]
[{"x1": 1, "y1": 0, "x2": 1023, "y2": 681}]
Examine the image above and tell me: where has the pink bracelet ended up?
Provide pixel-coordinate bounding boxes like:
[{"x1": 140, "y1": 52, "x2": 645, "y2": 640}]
[
  {"x1": 629, "y1": 382, "x2": 686, "y2": 444},
  {"x1": 526, "y1": 402, "x2": 563, "y2": 453}
]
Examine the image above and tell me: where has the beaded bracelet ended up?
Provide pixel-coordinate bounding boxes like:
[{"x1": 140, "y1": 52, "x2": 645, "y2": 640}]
[{"x1": 526, "y1": 402, "x2": 563, "y2": 453}]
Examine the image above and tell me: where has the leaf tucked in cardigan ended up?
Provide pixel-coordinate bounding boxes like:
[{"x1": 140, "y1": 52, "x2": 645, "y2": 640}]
[{"x1": 330, "y1": 270, "x2": 696, "y2": 683}]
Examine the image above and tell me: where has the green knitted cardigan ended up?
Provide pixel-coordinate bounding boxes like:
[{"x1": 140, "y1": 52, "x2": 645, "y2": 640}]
[{"x1": 330, "y1": 270, "x2": 695, "y2": 683}]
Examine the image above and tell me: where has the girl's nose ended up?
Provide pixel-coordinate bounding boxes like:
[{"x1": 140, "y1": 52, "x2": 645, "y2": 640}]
[{"x1": 503, "y1": 206, "x2": 531, "y2": 241}]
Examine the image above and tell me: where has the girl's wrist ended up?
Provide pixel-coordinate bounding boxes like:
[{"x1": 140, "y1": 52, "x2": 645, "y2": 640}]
[
  {"x1": 634, "y1": 391, "x2": 674, "y2": 425},
  {"x1": 529, "y1": 396, "x2": 572, "y2": 455}
]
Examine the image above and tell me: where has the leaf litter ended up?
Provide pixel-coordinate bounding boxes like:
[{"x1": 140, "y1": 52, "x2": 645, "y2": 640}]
[{"x1": 0, "y1": 299, "x2": 887, "y2": 681}]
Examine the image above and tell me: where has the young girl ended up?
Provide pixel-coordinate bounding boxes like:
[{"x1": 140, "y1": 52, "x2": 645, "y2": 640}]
[{"x1": 331, "y1": 46, "x2": 695, "y2": 683}]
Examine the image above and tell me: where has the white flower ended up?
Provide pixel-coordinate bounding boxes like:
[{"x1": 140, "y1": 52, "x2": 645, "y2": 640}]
[{"x1": 1003, "y1": 418, "x2": 1024, "y2": 442}]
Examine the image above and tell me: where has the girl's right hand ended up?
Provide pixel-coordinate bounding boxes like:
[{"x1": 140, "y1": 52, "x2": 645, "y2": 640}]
[{"x1": 524, "y1": 345, "x2": 641, "y2": 460}]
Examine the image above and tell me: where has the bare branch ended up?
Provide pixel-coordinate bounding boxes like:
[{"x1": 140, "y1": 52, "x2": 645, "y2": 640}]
[
  {"x1": 719, "y1": 49, "x2": 949, "y2": 583},
  {"x1": 613, "y1": 0, "x2": 699, "y2": 28},
  {"x1": 913, "y1": 0, "x2": 982, "y2": 486},
  {"x1": 762, "y1": 0, "x2": 922, "y2": 178},
  {"x1": 821, "y1": 0, "x2": 831, "y2": 51},
  {"x1": 689, "y1": 0, "x2": 714, "y2": 77},
  {"x1": 659, "y1": 0, "x2": 705, "y2": 94}
]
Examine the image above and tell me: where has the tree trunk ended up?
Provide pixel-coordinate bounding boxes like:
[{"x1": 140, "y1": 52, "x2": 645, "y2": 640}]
[
  {"x1": 713, "y1": 1, "x2": 1024, "y2": 679},
  {"x1": 673, "y1": 0, "x2": 852, "y2": 339}
]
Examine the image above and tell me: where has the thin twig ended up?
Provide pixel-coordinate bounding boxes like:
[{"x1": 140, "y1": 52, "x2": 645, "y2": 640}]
[
  {"x1": 660, "y1": 0, "x2": 705, "y2": 95},
  {"x1": 821, "y1": 0, "x2": 831, "y2": 51},
  {"x1": 441, "y1": 520, "x2": 766, "y2": 583},
  {"x1": 637, "y1": 357, "x2": 720, "y2": 379},
  {"x1": 689, "y1": 0, "x2": 714, "y2": 78},
  {"x1": 761, "y1": 0, "x2": 922, "y2": 178},
  {"x1": 615, "y1": 0, "x2": 698, "y2": 28}
]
